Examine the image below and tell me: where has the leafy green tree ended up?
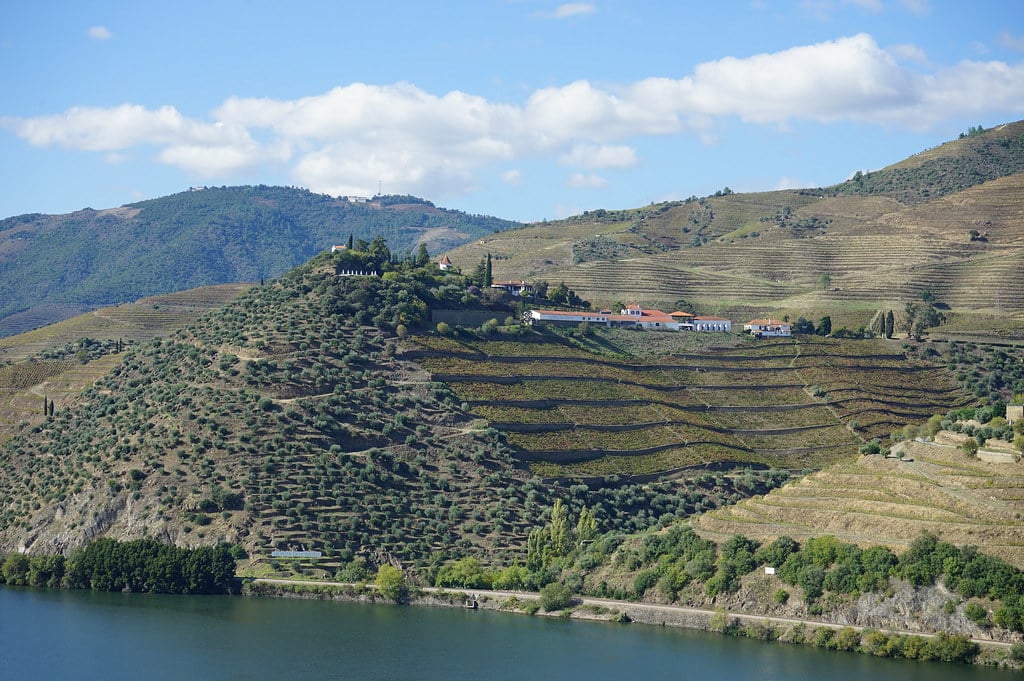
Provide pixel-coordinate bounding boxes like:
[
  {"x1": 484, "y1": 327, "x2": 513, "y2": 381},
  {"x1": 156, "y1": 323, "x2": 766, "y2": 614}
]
[
  {"x1": 435, "y1": 557, "x2": 490, "y2": 589},
  {"x1": 539, "y1": 581, "x2": 573, "y2": 611},
  {"x1": 2, "y1": 553, "x2": 30, "y2": 585},
  {"x1": 793, "y1": 317, "x2": 815, "y2": 335},
  {"x1": 548, "y1": 283, "x2": 569, "y2": 306},
  {"x1": 816, "y1": 316, "x2": 832, "y2": 336},
  {"x1": 375, "y1": 564, "x2": 408, "y2": 603},
  {"x1": 491, "y1": 564, "x2": 530, "y2": 590}
]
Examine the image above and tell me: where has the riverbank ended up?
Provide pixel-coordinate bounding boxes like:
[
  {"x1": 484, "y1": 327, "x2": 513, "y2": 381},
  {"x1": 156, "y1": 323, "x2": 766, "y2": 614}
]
[{"x1": 247, "y1": 578, "x2": 1022, "y2": 669}]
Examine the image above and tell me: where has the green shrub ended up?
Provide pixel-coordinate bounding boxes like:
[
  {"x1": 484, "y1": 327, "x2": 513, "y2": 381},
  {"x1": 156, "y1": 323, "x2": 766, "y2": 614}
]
[{"x1": 539, "y1": 582, "x2": 574, "y2": 612}]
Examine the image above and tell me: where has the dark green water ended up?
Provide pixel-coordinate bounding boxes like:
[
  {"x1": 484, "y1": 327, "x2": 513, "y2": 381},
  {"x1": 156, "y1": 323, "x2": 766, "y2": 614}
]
[{"x1": 0, "y1": 586, "x2": 1016, "y2": 680}]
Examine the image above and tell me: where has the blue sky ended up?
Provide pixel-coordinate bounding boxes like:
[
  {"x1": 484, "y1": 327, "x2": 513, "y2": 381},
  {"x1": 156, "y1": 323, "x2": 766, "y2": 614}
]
[{"x1": 2, "y1": 0, "x2": 1023, "y2": 223}]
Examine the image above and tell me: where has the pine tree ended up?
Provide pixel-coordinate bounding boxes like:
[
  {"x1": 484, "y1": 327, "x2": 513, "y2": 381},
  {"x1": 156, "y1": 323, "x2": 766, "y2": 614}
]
[
  {"x1": 471, "y1": 258, "x2": 487, "y2": 287},
  {"x1": 414, "y1": 243, "x2": 430, "y2": 267}
]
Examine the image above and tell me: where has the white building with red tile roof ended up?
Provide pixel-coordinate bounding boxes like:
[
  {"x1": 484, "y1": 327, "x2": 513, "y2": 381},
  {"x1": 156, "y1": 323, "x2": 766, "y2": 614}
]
[
  {"x1": 438, "y1": 255, "x2": 453, "y2": 271},
  {"x1": 743, "y1": 318, "x2": 791, "y2": 337},
  {"x1": 491, "y1": 280, "x2": 533, "y2": 295},
  {"x1": 528, "y1": 306, "x2": 729, "y2": 332}
]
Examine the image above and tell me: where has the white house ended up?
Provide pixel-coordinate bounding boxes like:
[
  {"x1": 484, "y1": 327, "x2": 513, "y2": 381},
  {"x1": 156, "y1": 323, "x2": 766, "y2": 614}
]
[
  {"x1": 743, "y1": 319, "x2": 792, "y2": 337},
  {"x1": 693, "y1": 316, "x2": 732, "y2": 332},
  {"x1": 528, "y1": 306, "x2": 727, "y2": 332},
  {"x1": 438, "y1": 255, "x2": 453, "y2": 271},
  {"x1": 491, "y1": 280, "x2": 534, "y2": 296}
]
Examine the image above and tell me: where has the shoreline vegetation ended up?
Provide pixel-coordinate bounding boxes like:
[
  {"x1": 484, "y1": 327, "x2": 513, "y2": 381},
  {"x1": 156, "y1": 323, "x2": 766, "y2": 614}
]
[{"x1": 245, "y1": 577, "x2": 1019, "y2": 669}]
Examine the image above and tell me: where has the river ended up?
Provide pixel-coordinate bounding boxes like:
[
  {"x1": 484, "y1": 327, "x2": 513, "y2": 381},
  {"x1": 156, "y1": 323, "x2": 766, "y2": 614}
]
[{"x1": 0, "y1": 586, "x2": 1016, "y2": 680}]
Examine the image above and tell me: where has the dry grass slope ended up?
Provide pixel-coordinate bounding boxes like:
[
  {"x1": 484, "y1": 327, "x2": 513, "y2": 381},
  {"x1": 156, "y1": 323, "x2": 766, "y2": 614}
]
[{"x1": 694, "y1": 437, "x2": 1024, "y2": 568}]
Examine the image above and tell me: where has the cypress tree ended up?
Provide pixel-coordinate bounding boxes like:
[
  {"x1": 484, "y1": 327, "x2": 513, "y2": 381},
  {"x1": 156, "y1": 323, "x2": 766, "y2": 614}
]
[{"x1": 485, "y1": 253, "x2": 493, "y2": 287}]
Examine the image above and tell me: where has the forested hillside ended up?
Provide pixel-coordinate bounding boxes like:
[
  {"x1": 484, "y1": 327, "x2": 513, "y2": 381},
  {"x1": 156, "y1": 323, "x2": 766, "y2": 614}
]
[{"x1": 0, "y1": 185, "x2": 519, "y2": 337}]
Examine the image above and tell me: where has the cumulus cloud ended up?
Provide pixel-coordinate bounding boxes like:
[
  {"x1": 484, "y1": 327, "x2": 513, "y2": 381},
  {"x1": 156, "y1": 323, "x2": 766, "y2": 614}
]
[
  {"x1": 6, "y1": 33, "x2": 1024, "y2": 197},
  {"x1": 87, "y1": 26, "x2": 113, "y2": 40},
  {"x1": 502, "y1": 169, "x2": 522, "y2": 184}
]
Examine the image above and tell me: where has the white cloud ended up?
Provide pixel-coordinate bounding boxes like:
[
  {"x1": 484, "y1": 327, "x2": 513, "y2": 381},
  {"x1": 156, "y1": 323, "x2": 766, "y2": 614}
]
[
  {"x1": 502, "y1": 169, "x2": 522, "y2": 184},
  {"x1": 567, "y1": 172, "x2": 608, "y2": 188},
  {"x1": 559, "y1": 144, "x2": 637, "y2": 168},
  {"x1": 6, "y1": 33, "x2": 1024, "y2": 198},
  {"x1": 545, "y1": 3, "x2": 596, "y2": 19},
  {"x1": 87, "y1": 26, "x2": 113, "y2": 40}
]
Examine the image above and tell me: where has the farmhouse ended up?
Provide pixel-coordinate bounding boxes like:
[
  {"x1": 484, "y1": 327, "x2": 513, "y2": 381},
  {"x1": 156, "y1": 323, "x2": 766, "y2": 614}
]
[
  {"x1": 330, "y1": 245, "x2": 347, "y2": 253},
  {"x1": 528, "y1": 306, "x2": 730, "y2": 332},
  {"x1": 491, "y1": 280, "x2": 533, "y2": 296},
  {"x1": 438, "y1": 255, "x2": 453, "y2": 271},
  {"x1": 743, "y1": 318, "x2": 792, "y2": 337}
]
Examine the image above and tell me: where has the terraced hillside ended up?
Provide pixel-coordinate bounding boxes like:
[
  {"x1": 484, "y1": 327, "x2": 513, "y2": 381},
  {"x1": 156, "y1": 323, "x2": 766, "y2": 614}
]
[
  {"x1": 0, "y1": 284, "x2": 249, "y2": 444},
  {"x1": 0, "y1": 258, "x2": 785, "y2": 572},
  {"x1": 694, "y1": 434, "x2": 1024, "y2": 568},
  {"x1": 406, "y1": 331, "x2": 971, "y2": 481},
  {"x1": 445, "y1": 122, "x2": 1024, "y2": 333}
]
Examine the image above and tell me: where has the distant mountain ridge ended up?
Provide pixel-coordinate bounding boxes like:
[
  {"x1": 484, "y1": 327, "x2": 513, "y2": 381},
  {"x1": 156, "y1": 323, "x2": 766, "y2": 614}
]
[{"x1": 0, "y1": 185, "x2": 520, "y2": 337}]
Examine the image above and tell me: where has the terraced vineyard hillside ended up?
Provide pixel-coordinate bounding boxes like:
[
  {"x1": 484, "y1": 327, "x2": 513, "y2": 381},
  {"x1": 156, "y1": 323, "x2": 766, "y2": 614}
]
[
  {"x1": 407, "y1": 331, "x2": 971, "y2": 481},
  {"x1": 0, "y1": 258, "x2": 786, "y2": 572},
  {"x1": 446, "y1": 122, "x2": 1024, "y2": 335},
  {"x1": 695, "y1": 435, "x2": 1024, "y2": 569},
  {"x1": 0, "y1": 284, "x2": 249, "y2": 444}
]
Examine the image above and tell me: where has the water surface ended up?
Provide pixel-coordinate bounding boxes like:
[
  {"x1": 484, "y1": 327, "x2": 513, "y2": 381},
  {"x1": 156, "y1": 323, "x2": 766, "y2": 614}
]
[{"x1": 0, "y1": 587, "x2": 1014, "y2": 680}]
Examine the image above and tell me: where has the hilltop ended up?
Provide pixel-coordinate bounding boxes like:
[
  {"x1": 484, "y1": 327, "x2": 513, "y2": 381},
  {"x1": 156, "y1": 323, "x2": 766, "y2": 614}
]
[
  {"x1": 0, "y1": 186, "x2": 519, "y2": 337},
  {"x1": 446, "y1": 121, "x2": 1024, "y2": 339}
]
